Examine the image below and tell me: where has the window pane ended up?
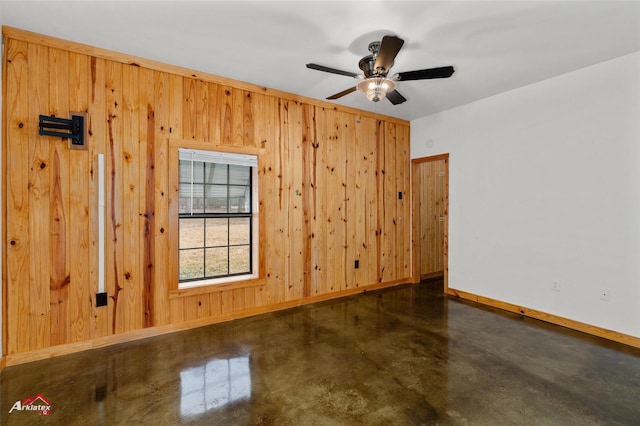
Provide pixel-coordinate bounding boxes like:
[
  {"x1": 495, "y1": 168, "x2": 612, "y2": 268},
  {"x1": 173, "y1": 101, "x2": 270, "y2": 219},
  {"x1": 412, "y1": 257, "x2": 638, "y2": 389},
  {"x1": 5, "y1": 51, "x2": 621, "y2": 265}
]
[
  {"x1": 180, "y1": 218, "x2": 204, "y2": 249},
  {"x1": 179, "y1": 182, "x2": 192, "y2": 197},
  {"x1": 206, "y1": 163, "x2": 227, "y2": 184},
  {"x1": 205, "y1": 247, "x2": 228, "y2": 277},
  {"x1": 229, "y1": 246, "x2": 250, "y2": 274},
  {"x1": 192, "y1": 161, "x2": 206, "y2": 183},
  {"x1": 229, "y1": 165, "x2": 250, "y2": 185},
  {"x1": 179, "y1": 160, "x2": 192, "y2": 183},
  {"x1": 180, "y1": 249, "x2": 204, "y2": 280},
  {"x1": 229, "y1": 217, "x2": 250, "y2": 245},
  {"x1": 209, "y1": 185, "x2": 228, "y2": 213},
  {"x1": 179, "y1": 183, "x2": 192, "y2": 215},
  {"x1": 229, "y1": 186, "x2": 250, "y2": 213},
  {"x1": 206, "y1": 218, "x2": 228, "y2": 247},
  {"x1": 179, "y1": 198, "x2": 191, "y2": 215},
  {"x1": 191, "y1": 184, "x2": 205, "y2": 214},
  {"x1": 202, "y1": 185, "x2": 220, "y2": 213}
]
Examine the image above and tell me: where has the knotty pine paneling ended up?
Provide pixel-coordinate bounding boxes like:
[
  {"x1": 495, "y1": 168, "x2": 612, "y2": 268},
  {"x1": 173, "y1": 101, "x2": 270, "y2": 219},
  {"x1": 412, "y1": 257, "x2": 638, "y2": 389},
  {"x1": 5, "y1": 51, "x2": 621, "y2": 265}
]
[
  {"x1": 68, "y1": 52, "x2": 91, "y2": 344},
  {"x1": 138, "y1": 68, "x2": 155, "y2": 327},
  {"x1": 6, "y1": 39, "x2": 31, "y2": 354},
  {"x1": 396, "y1": 124, "x2": 411, "y2": 278},
  {"x1": 151, "y1": 69, "x2": 171, "y2": 327},
  {"x1": 2, "y1": 29, "x2": 411, "y2": 360},
  {"x1": 359, "y1": 116, "x2": 379, "y2": 287},
  {"x1": 48, "y1": 47, "x2": 71, "y2": 347},
  {"x1": 27, "y1": 43, "x2": 51, "y2": 351},
  {"x1": 88, "y1": 57, "x2": 109, "y2": 339},
  {"x1": 105, "y1": 59, "x2": 124, "y2": 335}
]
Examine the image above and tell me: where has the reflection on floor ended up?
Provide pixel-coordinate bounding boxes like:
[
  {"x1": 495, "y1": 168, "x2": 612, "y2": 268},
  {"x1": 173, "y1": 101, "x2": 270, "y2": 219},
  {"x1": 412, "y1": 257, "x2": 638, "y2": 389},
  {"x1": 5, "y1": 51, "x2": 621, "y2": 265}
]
[
  {"x1": 180, "y1": 356, "x2": 251, "y2": 417},
  {"x1": 2, "y1": 280, "x2": 640, "y2": 425}
]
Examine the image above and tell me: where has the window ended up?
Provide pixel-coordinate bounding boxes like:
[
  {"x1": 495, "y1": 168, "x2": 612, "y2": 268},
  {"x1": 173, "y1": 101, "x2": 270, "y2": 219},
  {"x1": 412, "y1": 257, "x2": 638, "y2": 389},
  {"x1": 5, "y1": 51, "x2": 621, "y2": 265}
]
[{"x1": 178, "y1": 148, "x2": 258, "y2": 287}]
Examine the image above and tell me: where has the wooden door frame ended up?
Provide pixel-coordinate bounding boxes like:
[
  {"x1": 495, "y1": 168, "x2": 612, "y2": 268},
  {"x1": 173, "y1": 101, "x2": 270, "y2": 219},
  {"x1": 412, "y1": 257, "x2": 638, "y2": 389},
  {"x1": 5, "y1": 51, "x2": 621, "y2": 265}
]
[{"x1": 411, "y1": 154, "x2": 449, "y2": 291}]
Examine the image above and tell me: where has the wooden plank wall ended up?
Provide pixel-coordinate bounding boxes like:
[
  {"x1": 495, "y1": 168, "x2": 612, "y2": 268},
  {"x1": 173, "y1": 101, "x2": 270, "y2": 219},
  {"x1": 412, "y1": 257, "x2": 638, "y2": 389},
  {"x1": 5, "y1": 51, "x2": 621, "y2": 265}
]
[{"x1": 2, "y1": 28, "x2": 411, "y2": 360}]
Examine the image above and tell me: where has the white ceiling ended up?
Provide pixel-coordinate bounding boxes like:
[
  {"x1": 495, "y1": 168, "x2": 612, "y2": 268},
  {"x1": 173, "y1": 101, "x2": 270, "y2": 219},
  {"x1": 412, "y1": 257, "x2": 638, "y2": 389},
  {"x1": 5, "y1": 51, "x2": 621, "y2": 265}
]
[{"x1": 2, "y1": 1, "x2": 640, "y2": 121}]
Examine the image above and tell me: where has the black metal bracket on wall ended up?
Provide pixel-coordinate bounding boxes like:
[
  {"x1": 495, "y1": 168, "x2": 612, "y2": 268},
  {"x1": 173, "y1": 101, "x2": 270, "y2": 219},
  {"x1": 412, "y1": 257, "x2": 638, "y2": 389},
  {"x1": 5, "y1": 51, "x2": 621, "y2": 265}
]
[{"x1": 38, "y1": 113, "x2": 87, "y2": 149}]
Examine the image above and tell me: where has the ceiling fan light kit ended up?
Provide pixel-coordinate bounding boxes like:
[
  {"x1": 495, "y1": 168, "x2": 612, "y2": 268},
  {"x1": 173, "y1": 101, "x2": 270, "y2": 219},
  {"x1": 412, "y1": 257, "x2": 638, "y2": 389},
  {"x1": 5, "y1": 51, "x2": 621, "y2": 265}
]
[
  {"x1": 357, "y1": 77, "x2": 396, "y2": 102},
  {"x1": 307, "y1": 34, "x2": 454, "y2": 106}
]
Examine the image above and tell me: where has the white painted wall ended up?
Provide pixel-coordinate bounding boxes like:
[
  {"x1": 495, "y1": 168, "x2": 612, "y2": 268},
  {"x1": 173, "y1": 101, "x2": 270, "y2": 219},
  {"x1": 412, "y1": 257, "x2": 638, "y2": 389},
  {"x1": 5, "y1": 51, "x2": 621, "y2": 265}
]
[{"x1": 411, "y1": 51, "x2": 640, "y2": 338}]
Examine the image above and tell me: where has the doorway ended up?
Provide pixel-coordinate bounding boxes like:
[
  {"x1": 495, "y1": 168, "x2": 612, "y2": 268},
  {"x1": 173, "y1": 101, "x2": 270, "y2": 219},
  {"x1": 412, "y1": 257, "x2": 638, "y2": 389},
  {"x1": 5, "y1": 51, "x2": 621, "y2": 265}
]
[{"x1": 412, "y1": 154, "x2": 449, "y2": 290}]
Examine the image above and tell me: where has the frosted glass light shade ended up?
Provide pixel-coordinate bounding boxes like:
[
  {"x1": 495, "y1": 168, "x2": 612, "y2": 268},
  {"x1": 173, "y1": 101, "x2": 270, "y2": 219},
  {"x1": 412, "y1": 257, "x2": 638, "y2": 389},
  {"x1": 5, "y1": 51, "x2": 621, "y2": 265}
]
[{"x1": 357, "y1": 77, "x2": 397, "y2": 102}]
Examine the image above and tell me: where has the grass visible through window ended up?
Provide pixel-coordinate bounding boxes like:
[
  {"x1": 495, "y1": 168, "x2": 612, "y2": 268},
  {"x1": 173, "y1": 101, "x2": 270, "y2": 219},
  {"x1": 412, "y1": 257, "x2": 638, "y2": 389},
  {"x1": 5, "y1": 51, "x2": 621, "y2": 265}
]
[{"x1": 179, "y1": 218, "x2": 250, "y2": 281}]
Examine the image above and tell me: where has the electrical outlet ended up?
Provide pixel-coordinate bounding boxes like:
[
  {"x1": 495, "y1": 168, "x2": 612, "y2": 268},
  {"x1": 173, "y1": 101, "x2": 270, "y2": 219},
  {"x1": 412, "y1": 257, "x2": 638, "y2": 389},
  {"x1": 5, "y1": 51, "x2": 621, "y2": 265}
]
[
  {"x1": 599, "y1": 289, "x2": 610, "y2": 301},
  {"x1": 96, "y1": 292, "x2": 108, "y2": 307},
  {"x1": 551, "y1": 279, "x2": 561, "y2": 292}
]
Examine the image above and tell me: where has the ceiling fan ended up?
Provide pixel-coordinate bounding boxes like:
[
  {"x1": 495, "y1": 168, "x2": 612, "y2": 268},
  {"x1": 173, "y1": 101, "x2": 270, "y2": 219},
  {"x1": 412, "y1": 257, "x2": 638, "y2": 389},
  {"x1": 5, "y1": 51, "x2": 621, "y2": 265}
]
[{"x1": 306, "y1": 35, "x2": 454, "y2": 105}]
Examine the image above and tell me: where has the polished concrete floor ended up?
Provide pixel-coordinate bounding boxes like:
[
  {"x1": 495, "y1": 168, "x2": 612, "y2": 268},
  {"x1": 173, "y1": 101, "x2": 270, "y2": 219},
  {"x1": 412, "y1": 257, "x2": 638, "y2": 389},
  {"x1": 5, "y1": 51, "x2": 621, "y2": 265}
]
[{"x1": 2, "y1": 280, "x2": 640, "y2": 425}]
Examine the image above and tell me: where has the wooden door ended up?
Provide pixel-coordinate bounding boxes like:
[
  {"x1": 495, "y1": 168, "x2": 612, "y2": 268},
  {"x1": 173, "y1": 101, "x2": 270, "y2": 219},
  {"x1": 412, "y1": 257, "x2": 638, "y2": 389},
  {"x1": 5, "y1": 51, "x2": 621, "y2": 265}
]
[{"x1": 412, "y1": 154, "x2": 448, "y2": 286}]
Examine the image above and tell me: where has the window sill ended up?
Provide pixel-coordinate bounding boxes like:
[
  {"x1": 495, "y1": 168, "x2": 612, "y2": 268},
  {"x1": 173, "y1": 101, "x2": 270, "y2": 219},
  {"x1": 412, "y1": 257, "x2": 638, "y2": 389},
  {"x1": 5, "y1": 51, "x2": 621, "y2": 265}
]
[{"x1": 169, "y1": 277, "x2": 265, "y2": 298}]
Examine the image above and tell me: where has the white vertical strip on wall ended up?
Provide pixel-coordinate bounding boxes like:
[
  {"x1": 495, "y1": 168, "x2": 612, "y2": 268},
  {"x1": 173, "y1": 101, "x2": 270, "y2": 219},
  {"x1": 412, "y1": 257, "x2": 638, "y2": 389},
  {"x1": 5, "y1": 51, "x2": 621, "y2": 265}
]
[{"x1": 98, "y1": 154, "x2": 105, "y2": 294}]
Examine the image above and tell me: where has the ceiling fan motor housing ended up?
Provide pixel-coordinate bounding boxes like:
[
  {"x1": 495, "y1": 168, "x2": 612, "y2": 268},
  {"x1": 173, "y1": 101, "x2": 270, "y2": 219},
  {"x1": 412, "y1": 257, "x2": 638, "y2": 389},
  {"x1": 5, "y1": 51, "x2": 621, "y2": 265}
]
[
  {"x1": 359, "y1": 40, "x2": 390, "y2": 78},
  {"x1": 359, "y1": 55, "x2": 378, "y2": 78}
]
